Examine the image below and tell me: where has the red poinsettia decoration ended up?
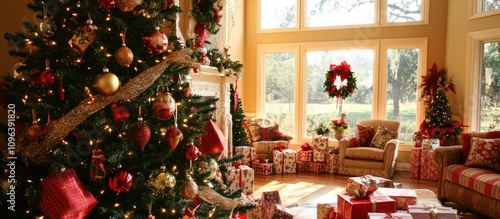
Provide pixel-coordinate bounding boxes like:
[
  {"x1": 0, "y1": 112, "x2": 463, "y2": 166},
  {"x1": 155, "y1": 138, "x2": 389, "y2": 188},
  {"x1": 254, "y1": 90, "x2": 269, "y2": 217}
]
[{"x1": 418, "y1": 63, "x2": 455, "y2": 99}]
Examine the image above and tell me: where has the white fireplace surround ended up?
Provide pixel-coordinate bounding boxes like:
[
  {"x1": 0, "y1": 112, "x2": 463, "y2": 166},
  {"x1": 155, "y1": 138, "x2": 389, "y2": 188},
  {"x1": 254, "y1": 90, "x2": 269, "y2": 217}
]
[{"x1": 189, "y1": 65, "x2": 235, "y2": 157}]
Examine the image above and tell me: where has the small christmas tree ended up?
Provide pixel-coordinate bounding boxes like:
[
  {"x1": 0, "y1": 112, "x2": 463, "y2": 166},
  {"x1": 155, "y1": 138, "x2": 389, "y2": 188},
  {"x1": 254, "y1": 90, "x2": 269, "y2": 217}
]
[
  {"x1": 230, "y1": 84, "x2": 248, "y2": 147},
  {"x1": 417, "y1": 63, "x2": 464, "y2": 145}
]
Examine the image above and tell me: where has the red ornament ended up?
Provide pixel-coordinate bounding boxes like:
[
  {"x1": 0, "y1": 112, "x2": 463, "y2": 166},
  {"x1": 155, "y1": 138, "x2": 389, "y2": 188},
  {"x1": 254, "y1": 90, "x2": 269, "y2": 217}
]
[
  {"x1": 130, "y1": 120, "x2": 151, "y2": 151},
  {"x1": 39, "y1": 59, "x2": 55, "y2": 87},
  {"x1": 107, "y1": 166, "x2": 133, "y2": 195},
  {"x1": 110, "y1": 102, "x2": 130, "y2": 122},
  {"x1": 185, "y1": 143, "x2": 200, "y2": 161},
  {"x1": 163, "y1": 0, "x2": 174, "y2": 9},
  {"x1": 153, "y1": 89, "x2": 176, "y2": 120},
  {"x1": 98, "y1": 0, "x2": 116, "y2": 12},
  {"x1": 143, "y1": 29, "x2": 168, "y2": 54},
  {"x1": 166, "y1": 126, "x2": 183, "y2": 151}
]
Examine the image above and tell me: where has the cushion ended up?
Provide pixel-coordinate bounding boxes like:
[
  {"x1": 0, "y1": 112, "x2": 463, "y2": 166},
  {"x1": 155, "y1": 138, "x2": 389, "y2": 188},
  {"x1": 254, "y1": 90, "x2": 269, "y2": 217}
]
[
  {"x1": 247, "y1": 123, "x2": 262, "y2": 142},
  {"x1": 348, "y1": 137, "x2": 359, "y2": 147},
  {"x1": 357, "y1": 124, "x2": 374, "y2": 146},
  {"x1": 345, "y1": 147, "x2": 385, "y2": 161},
  {"x1": 443, "y1": 164, "x2": 500, "y2": 200},
  {"x1": 464, "y1": 137, "x2": 500, "y2": 171},
  {"x1": 260, "y1": 124, "x2": 280, "y2": 141},
  {"x1": 369, "y1": 125, "x2": 398, "y2": 149},
  {"x1": 461, "y1": 131, "x2": 500, "y2": 161}
]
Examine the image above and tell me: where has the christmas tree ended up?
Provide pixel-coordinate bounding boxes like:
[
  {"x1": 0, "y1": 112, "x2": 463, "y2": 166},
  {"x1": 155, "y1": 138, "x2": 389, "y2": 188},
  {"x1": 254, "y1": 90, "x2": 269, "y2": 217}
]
[
  {"x1": 230, "y1": 84, "x2": 248, "y2": 148},
  {"x1": 0, "y1": 0, "x2": 251, "y2": 218},
  {"x1": 417, "y1": 63, "x2": 463, "y2": 146}
]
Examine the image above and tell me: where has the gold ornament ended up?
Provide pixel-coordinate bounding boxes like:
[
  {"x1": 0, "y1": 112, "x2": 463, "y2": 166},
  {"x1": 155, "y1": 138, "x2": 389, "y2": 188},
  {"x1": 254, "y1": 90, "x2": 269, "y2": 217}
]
[
  {"x1": 149, "y1": 165, "x2": 176, "y2": 194},
  {"x1": 115, "y1": 0, "x2": 143, "y2": 12},
  {"x1": 180, "y1": 178, "x2": 198, "y2": 199},
  {"x1": 115, "y1": 46, "x2": 134, "y2": 67},
  {"x1": 95, "y1": 67, "x2": 120, "y2": 95},
  {"x1": 193, "y1": 157, "x2": 218, "y2": 181},
  {"x1": 9, "y1": 62, "x2": 24, "y2": 79}
]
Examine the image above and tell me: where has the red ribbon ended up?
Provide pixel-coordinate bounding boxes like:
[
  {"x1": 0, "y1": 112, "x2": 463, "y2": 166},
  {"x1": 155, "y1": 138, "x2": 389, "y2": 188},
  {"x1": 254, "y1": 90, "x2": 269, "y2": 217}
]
[{"x1": 301, "y1": 143, "x2": 312, "y2": 151}]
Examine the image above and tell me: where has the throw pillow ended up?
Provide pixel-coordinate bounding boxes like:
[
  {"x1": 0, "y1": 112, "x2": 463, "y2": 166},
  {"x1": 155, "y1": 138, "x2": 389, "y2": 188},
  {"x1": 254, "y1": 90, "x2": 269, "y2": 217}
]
[
  {"x1": 260, "y1": 124, "x2": 280, "y2": 141},
  {"x1": 465, "y1": 137, "x2": 500, "y2": 171},
  {"x1": 247, "y1": 123, "x2": 262, "y2": 142},
  {"x1": 369, "y1": 125, "x2": 398, "y2": 149},
  {"x1": 461, "y1": 131, "x2": 500, "y2": 162},
  {"x1": 348, "y1": 137, "x2": 359, "y2": 147},
  {"x1": 357, "y1": 124, "x2": 374, "y2": 147}
]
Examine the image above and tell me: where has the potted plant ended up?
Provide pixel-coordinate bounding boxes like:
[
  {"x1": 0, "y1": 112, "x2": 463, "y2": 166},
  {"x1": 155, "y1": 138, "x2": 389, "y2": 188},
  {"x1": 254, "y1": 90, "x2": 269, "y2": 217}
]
[{"x1": 315, "y1": 121, "x2": 331, "y2": 136}]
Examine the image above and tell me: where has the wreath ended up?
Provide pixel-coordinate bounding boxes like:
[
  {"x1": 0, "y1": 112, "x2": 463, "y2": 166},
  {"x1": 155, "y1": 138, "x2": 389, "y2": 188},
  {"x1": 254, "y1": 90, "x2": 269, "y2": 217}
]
[
  {"x1": 189, "y1": 0, "x2": 223, "y2": 34},
  {"x1": 323, "y1": 61, "x2": 357, "y2": 100}
]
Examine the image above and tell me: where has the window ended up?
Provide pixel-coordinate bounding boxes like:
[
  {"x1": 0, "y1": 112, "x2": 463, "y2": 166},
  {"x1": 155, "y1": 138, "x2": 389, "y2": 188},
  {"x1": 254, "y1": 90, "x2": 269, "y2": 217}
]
[
  {"x1": 465, "y1": 28, "x2": 500, "y2": 131},
  {"x1": 258, "y1": 39, "x2": 427, "y2": 143},
  {"x1": 259, "y1": 0, "x2": 428, "y2": 31},
  {"x1": 469, "y1": 0, "x2": 500, "y2": 19}
]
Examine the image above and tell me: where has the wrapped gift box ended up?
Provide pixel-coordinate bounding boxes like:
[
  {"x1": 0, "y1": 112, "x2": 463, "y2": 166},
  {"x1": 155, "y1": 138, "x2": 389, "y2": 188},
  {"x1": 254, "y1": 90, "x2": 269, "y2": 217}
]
[
  {"x1": 256, "y1": 153, "x2": 273, "y2": 161},
  {"x1": 297, "y1": 149, "x2": 313, "y2": 162},
  {"x1": 313, "y1": 149, "x2": 326, "y2": 162},
  {"x1": 271, "y1": 204, "x2": 293, "y2": 219},
  {"x1": 408, "y1": 205, "x2": 457, "y2": 219},
  {"x1": 313, "y1": 136, "x2": 329, "y2": 150},
  {"x1": 337, "y1": 192, "x2": 396, "y2": 219},
  {"x1": 235, "y1": 146, "x2": 256, "y2": 166},
  {"x1": 296, "y1": 161, "x2": 310, "y2": 172},
  {"x1": 348, "y1": 175, "x2": 396, "y2": 188},
  {"x1": 254, "y1": 142, "x2": 287, "y2": 155},
  {"x1": 420, "y1": 149, "x2": 438, "y2": 181},
  {"x1": 226, "y1": 165, "x2": 254, "y2": 195},
  {"x1": 252, "y1": 161, "x2": 273, "y2": 175},
  {"x1": 273, "y1": 149, "x2": 297, "y2": 174},
  {"x1": 261, "y1": 191, "x2": 282, "y2": 219},
  {"x1": 368, "y1": 212, "x2": 413, "y2": 219},
  {"x1": 240, "y1": 194, "x2": 261, "y2": 219},
  {"x1": 377, "y1": 188, "x2": 417, "y2": 210},
  {"x1": 394, "y1": 183, "x2": 403, "y2": 189},
  {"x1": 326, "y1": 153, "x2": 339, "y2": 173},
  {"x1": 309, "y1": 162, "x2": 326, "y2": 173},
  {"x1": 317, "y1": 203, "x2": 337, "y2": 219},
  {"x1": 410, "y1": 148, "x2": 422, "y2": 179}
]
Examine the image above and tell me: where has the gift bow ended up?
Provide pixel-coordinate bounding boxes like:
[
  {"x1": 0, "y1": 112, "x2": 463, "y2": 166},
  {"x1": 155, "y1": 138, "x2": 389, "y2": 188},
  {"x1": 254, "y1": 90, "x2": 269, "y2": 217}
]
[
  {"x1": 301, "y1": 143, "x2": 312, "y2": 151},
  {"x1": 273, "y1": 144, "x2": 286, "y2": 152},
  {"x1": 423, "y1": 204, "x2": 439, "y2": 219},
  {"x1": 382, "y1": 213, "x2": 405, "y2": 219}
]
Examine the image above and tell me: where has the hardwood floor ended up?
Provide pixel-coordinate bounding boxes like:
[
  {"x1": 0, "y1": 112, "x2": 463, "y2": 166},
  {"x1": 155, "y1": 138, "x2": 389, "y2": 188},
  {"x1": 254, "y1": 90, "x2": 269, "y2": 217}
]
[{"x1": 253, "y1": 170, "x2": 438, "y2": 207}]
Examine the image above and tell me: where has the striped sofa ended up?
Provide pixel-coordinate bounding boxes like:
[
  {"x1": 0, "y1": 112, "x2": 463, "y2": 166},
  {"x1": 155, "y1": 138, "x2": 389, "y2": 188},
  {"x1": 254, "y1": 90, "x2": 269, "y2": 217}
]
[{"x1": 433, "y1": 132, "x2": 500, "y2": 218}]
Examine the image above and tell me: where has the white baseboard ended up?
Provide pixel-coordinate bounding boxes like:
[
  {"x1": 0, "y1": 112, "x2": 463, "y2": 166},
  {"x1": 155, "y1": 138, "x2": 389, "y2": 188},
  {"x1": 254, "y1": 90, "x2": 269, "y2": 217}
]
[{"x1": 396, "y1": 163, "x2": 411, "y2": 171}]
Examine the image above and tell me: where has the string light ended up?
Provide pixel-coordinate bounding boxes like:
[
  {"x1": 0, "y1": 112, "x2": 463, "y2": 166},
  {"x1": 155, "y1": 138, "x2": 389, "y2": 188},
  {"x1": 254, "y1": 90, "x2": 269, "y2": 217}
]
[
  {"x1": 161, "y1": 208, "x2": 167, "y2": 213},
  {"x1": 100, "y1": 190, "x2": 105, "y2": 194},
  {"x1": 114, "y1": 203, "x2": 120, "y2": 207}
]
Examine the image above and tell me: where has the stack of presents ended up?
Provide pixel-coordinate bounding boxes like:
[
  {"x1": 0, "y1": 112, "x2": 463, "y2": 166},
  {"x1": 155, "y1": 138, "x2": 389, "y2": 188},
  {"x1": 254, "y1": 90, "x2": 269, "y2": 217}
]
[
  {"x1": 235, "y1": 175, "x2": 458, "y2": 219},
  {"x1": 235, "y1": 135, "x2": 340, "y2": 176},
  {"x1": 410, "y1": 138, "x2": 440, "y2": 181}
]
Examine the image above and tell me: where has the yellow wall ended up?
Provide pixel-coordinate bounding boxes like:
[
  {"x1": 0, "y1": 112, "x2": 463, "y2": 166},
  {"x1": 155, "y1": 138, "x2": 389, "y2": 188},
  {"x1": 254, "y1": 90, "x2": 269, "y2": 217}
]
[
  {"x1": 242, "y1": 1, "x2": 449, "y2": 117},
  {"x1": 445, "y1": 1, "x2": 500, "y2": 126}
]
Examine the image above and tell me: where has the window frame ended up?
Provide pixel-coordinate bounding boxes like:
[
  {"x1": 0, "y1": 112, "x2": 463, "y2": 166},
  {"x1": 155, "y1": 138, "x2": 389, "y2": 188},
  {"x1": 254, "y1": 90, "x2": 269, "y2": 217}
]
[
  {"x1": 464, "y1": 28, "x2": 500, "y2": 131},
  {"x1": 257, "y1": 0, "x2": 429, "y2": 33},
  {"x1": 469, "y1": 0, "x2": 500, "y2": 19},
  {"x1": 257, "y1": 38, "x2": 428, "y2": 144}
]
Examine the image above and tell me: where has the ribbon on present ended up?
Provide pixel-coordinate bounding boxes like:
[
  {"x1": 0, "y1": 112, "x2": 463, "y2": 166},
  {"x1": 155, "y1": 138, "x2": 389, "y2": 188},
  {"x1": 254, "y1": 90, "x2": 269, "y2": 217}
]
[
  {"x1": 184, "y1": 194, "x2": 202, "y2": 217},
  {"x1": 257, "y1": 156, "x2": 267, "y2": 163},
  {"x1": 273, "y1": 143, "x2": 286, "y2": 152},
  {"x1": 301, "y1": 143, "x2": 312, "y2": 151},
  {"x1": 423, "y1": 204, "x2": 439, "y2": 219},
  {"x1": 381, "y1": 213, "x2": 405, "y2": 219}
]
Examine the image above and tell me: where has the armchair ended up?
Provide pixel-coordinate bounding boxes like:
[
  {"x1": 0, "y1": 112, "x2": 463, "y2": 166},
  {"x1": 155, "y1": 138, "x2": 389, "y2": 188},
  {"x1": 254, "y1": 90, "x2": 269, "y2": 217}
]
[
  {"x1": 243, "y1": 118, "x2": 292, "y2": 160},
  {"x1": 338, "y1": 119, "x2": 400, "y2": 178}
]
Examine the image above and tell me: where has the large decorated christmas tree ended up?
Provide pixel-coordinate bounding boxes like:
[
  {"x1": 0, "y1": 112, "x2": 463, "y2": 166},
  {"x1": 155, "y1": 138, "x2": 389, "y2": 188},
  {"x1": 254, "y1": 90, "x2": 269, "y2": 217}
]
[{"x1": 0, "y1": 0, "x2": 251, "y2": 218}]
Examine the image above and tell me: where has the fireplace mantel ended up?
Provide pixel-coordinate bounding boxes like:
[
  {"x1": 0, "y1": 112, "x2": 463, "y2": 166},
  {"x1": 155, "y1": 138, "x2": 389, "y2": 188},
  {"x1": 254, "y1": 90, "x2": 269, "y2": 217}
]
[{"x1": 189, "y1": 65, "x2": 234, "y2": 157}]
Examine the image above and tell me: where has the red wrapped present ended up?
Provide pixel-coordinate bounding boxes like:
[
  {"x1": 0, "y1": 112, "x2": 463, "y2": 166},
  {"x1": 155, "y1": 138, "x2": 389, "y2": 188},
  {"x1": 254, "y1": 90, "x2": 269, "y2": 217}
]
[
  {"x1": 368, "y1": 212, "x2": 413, "y2": 219},
  {"x1": 296, "y1": 161, "x2": 310, "y2": 172},
  {"x1": 326, "y1": 153, "x2": 339, "y2": 173},
  {"x1": 297, "y1": 149, "x2": 313, "y2": 162},
  {"x1": 348, "y1": 175, "x2": 396, "y2": 188},
  {"x1": 309, "y1": 161, "x2": 326, "y2": 173},
  {"x1": 337, "y1": 192, "x2": 396, "y2": 219},
  {"x1": 408, "y1": 205, "x2": 457, "y2": 219},
  {"x1": 235, "y1": 146, "x2": 256, "y2": 166},
  {"x1": 38, "y1": 169, "x2": 98, "y2": 219},
  {"x1": 410, "y1": 148, "x2": 422, "y2": 179},
  {"x1": 313, "y1": 149, "x2": 326, "y2": 162},
  {"x1": 272, "y1": 149, "x2": 297, "y2": 174},
  {"x1": 419, "y1": 150, "x2": 438, "y2": 181},
  {"x1": 261, "y1": 191, "x2": 282, "y2": 219},
  {"x1": 313, "y1": 136, "x2": 329, "y2": 150},
  {"x1": 252, "y1": 161, "x2": 273, "y2": 175},
  {"x1": 377, "y1": 188, "x2": 417, "y2": 210},
  {"x1": 317, "y1": 203, "x2": 337, "y2": 219},
  {"x1": 226, "y1": 165, "x2": 254, "y2": 195},
  {"x1": 271, "y1": 204, "x2": 293, "y2": 219},
  {"x1": 199, "y1": 120, "x2": 226, "y2": 159}
]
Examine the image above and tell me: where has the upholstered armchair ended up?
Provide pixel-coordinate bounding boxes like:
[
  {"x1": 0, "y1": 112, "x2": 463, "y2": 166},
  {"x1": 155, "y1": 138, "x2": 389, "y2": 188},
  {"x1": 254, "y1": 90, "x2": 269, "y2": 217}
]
[
  {"x1": 338, "y1": 119, "x2": 400, "y2": 178},
  {"x1": 243, "y1": 118, "x2": 293, "y2": 160}
]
